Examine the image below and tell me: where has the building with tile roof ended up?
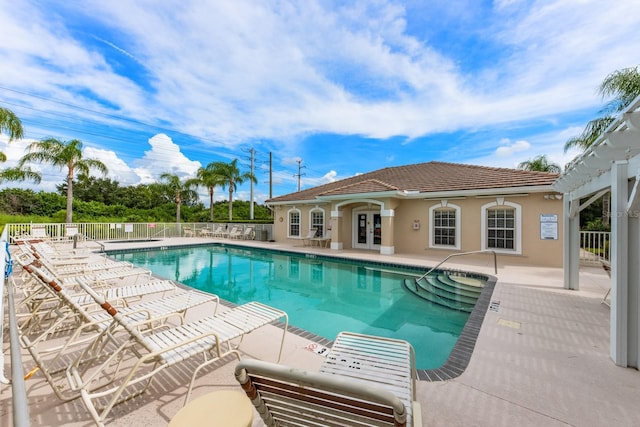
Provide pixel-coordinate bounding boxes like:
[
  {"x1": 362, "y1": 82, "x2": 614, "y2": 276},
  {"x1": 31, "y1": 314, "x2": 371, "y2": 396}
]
[{"x1": 268, "y1": 161, "x2": 563, "y2": 267}]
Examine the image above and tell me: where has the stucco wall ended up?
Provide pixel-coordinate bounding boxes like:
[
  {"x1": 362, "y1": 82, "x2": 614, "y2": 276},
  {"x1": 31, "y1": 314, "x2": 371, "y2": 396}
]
[{"x1": 270, "y1": 192, "x2": 563, "y2": 267}]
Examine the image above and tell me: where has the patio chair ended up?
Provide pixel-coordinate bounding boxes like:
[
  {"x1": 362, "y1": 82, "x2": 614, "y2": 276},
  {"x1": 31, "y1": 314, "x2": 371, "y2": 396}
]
[
  {"x1": 319, "y1": 331, "x2": 419, "y2": 425},
  {"x1": 227, "y1": 226, "x2": 241, "y2": 239},
  {"x1": 301, "y1": 229, "x2": 317, "y2": 246},
  {"x1": 65, "y1": 280, "x2": 288, "y2": 426},
  {"x1": 212, "y1": 225, "x2": 226, "y2": 237},
  {"x1": 235, "y1": 336, "x2": 422, "y2": 427},
  {"x1": 240, "y1": 226, "x2": 255, "y2": 240},
  {"x1": 199, "y1": 227, "x2": 213, "y2": 237},
  {"x1": 17, "y1": 264, "x2": 218, "y2": 401},
  {"x1": 30, "y1": 224, "x2": 50, "y2": 240},
  {"x1": 311, "y1": 229, "x2": 332, "y2": 248}
]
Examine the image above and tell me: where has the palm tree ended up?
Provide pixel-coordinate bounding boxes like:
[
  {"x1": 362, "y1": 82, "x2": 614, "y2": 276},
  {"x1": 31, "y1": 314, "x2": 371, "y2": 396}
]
[
  {"x1": 17, "y1": 138, "x2": 108, "y2": 223},
  {"x1": 1, "y1": 106, "x2": 25, "y2": 162},
  {"x1": 159, "y1": 172, "x2": 200, "y2": 224},
  {"x1": 215, "y1": 159, "x2": 257, "y2": 221},
  {"x1": 0, "y1": 107, "x2": 24, "y2": 141},
  {"x1": 0, "y1": 166, "x2": 41, "y2": 184},
  {"x1": 565, "y1": 65, "x2": 640, "y2": 152},
  {"x1": 517, "y1": 155, "x2": 561, "y2": 173},
  {"x1": 196, "y1": 162, "x2": 226, "y2": 221}
]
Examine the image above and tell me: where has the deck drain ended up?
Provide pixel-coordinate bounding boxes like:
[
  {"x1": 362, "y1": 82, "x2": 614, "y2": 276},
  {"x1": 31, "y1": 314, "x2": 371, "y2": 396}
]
[
  {"x1": 489, "y1": 300, "x2": 501, "y2": 312},
  {"x1": 497, "y1": 318, "x2": 521, "y2": 329}
]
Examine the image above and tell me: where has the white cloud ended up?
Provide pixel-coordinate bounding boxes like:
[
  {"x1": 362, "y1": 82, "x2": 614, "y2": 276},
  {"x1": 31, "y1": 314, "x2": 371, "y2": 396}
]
[
  {"x1": 494, "y1": 139, "x2": 531, "y2": 157},
  {"x1": 2, "y1": 0, "x2": 640, "y2": 195},
  {"x1": 133, "y1": 134, "x2": 201, "y2": 184},
  {"x1": 302, "y1": 170, "x2": 338, "y2": 189},
  {"x1": 6, "y1": 0, "x2": 637, "y2": 147},
  {"x1": 83, "y1": 147, "x2": 141, "y2": 186}
]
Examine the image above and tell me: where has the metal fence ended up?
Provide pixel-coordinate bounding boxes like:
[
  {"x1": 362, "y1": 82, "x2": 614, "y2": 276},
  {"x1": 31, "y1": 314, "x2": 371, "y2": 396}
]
[
  {"x1": 580, "y1": 231, "x2": 610, "y2": 265},
  {"x1": 4, "y1": 222, "x2": 274, "y2": 244}
]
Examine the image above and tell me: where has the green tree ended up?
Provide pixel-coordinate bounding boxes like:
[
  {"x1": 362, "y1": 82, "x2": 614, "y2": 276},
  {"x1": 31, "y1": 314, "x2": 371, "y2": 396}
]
[
  {"x1": 517, "y1": 155, "x2": 561, "y2": 173},
  {"x1": 565, "y1": 66, "x2": 640, "y2": 152},
  {"x1": 0, "y1": 107, "x2": 24, "y2": 142},
  {"x1": 17, "y1": 138, "x2": 108, "y2": 223},
  {"x1": 196, "y1": 162, "x2": 226, "y2": 221},
  {"x1": 0, "y1": 166, "x2": 41, "y2": 184},
  {"x1": 215, "y1": 159, "x2": 257, "y2": 221},
  {"x1": 60, "y1": 174, "x2": 121, "y2": 204},
  {"x1": 1, "y1": 106, "x2": 25, "y2": 163},
  {"x1": 158, "y1": 172, "x2": 200, "y2": 223}
]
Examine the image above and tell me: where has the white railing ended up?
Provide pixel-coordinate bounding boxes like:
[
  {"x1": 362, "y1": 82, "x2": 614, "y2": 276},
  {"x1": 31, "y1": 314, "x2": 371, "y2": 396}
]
[
  {"x1": 580, "y1": 231, "x2": 610, "y2": 264},
  {"x1": 4, "y1": 222, "x2": 274, "y2": 244},
  {"x1": 1, "y1": 229, "x2": 31, "y2": 426}
]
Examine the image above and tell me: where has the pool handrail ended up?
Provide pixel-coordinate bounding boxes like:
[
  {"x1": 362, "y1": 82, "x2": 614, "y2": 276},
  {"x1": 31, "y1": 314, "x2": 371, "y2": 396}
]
[
  {"x1": 1, "y1": 236, "x2": 31, "y2": 427},
  {"x1": 414, "y1": 250, "x2": 497, "y2": 291}
]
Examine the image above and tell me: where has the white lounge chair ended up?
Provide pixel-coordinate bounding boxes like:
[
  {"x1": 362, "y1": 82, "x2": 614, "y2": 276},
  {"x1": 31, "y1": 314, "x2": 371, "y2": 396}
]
[
  {"x1": 301, "y1": 229, "x2": 317, "y2": 246},
  {"x1": 235, "y1": 330, "x2": 422, "y2": 427},
  {"x1": 227, "y1": 226, "x2": 241, "y2": 239},
  {"x1": 65, "y1": 280, "x2": 288, "y2": 426},
  {"x1": 212, "y1": 225, "x2": 226, "y2": 237},
  {"x1": 311, "y1": 229, "x2": 332, "y2": 248},
  {"x1": 18, "y1": 264, "x2": 218, "y2": 401},
  {"x1": 240, "y1": 226, "x2": 254, "y2": 240}
]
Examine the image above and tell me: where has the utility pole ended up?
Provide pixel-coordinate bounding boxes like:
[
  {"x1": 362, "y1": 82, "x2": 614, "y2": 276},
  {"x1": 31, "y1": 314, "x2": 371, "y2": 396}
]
[
  {"x1": 294, "y1": 159, "x2": 306, "y2": 192},
  {"x1": 269, "y1": 152, "x2": 273, "y2": 200},
  {"x1": 249, "y1": 147, "x2": 255, "y2": 220}
]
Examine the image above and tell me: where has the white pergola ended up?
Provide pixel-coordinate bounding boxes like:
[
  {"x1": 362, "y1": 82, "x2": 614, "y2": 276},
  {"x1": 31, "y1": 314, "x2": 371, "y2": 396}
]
[{"x1": 553, "y1": 94, "x2": 640, "y2": 368}]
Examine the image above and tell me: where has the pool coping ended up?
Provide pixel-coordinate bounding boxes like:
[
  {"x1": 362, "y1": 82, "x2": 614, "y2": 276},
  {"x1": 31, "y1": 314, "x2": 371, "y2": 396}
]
[{"x1": 106, "y1": 241, "x2": 498, "y2": 382}]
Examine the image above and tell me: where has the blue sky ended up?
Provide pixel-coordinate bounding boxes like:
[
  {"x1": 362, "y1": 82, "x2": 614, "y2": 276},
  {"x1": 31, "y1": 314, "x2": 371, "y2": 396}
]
[{"x1": 1, "y1": 0, "x2": 639, "y2": 204}]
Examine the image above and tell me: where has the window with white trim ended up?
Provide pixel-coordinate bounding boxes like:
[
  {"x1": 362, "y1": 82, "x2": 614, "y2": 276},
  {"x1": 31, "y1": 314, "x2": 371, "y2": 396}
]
[
  {"x1": 429, "y1": 201, "x2": 460, "y2": 249},
  {"x1": 310, "y1": 209, "x2": 325, "y2": 236},
  {"x1": 487, "y1": 208, "x2": 515, "y2": 249},
  {"x1": 481, "y1": 200, "x2": 521, "y2": 254},
  {"x1": 288, "y1": 209, "x2": 301, "y2": 237}
]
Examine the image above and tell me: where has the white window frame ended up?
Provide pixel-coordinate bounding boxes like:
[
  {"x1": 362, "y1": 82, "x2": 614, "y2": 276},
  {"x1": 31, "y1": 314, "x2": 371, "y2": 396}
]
[
  {"x1": 309, "y1": 207, "x2": 325, "y2": 237},
  {"x1": 429, "y1": 200, "x2": 461, "y2": 250},
  {"x1": 481, "y1": 199, "x2": 522, "y2": 255},
  {"x1": 288, "y1": 208, "x2": 301, "y2": 238}
]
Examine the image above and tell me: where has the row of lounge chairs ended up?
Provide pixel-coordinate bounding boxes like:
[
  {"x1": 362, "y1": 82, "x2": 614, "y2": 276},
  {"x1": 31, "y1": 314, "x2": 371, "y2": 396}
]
[
  {"x1": 186, "y1": 225, "x2": 255, "y2": 240},
  {"x1": 10, "y1": 238, "x2": 421, "y2": 426},
  {"x1": 11, "y1": 238, "x2": 287, "y2": 426}
]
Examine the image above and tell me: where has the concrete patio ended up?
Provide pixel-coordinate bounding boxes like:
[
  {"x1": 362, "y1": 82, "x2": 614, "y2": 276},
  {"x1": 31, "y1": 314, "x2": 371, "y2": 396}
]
[{"x1": 2, "y1": 237, "x2": 639, "y2": 426}]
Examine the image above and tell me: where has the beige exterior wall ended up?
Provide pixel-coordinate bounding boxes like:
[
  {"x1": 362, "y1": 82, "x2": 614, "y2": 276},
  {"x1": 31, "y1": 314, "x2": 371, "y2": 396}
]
[{"x1": 271, "y1": 191, "x2": 563, "y2": 267}]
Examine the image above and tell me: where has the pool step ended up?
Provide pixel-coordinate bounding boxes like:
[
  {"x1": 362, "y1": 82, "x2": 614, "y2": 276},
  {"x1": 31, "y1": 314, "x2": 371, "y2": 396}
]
[{"x1": 404, "y1": 273, "x2": 485, "y2": 312}]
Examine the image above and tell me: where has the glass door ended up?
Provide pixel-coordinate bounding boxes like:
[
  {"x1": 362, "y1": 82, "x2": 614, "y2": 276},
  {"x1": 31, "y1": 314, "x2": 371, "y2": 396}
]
[{"x1": 353, "y1": 211, "x2": 381, "y2": 250}]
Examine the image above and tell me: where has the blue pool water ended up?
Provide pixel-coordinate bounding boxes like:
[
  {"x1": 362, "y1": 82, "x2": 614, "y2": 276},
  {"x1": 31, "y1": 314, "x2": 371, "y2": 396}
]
[{"x1": 112, "y1": 244, "x2": 472, "y2": 369}]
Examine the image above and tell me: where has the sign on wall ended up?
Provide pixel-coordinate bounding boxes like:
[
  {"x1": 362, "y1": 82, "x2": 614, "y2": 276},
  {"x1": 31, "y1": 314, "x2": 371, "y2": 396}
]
[{"x1": 540, "y1": 214, "x2": 558, "y2": 240}]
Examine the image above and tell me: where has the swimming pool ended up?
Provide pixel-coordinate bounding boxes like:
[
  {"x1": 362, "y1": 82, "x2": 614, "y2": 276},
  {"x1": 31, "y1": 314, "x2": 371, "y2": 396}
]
[{"x1": 111, "y1": 244, "x2": 486, "y2": 370}]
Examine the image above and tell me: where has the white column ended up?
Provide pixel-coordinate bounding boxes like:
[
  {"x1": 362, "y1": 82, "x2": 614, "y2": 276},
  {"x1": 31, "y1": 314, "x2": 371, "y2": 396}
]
[
  {"x1": 563, "y1": 196, "x2": 580, "y2": 290},
  {"x1": 330, "y1": 210, "x2": 343, "y2": 250},
  {"x1": 610, "y1": 161, "x2": 628, "y2": 366},
  {"x1": 628, "y1": 205, "x2": 639, "y2": 368}
]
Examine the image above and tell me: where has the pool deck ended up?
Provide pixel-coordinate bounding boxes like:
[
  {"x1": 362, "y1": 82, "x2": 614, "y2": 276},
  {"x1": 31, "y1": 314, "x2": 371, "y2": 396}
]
[{"x1": 3, "y1": 237, "x2": 640, "y2": 426}]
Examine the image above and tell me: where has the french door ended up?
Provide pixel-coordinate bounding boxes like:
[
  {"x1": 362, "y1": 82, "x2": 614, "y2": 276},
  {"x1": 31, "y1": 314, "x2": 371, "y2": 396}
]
[{"x1": 353, "y1": 211, "x2": 381, "y2": 250}]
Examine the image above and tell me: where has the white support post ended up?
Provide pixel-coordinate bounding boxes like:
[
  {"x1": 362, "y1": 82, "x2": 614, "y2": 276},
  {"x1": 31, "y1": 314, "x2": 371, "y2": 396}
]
[
  {"x1": 610, "y1": 161, "x2": 629, "y2": 366},
  {"x1": 628, "y1": 206, "x2": 640, "y2": 368},
  {"x1": 563, "y1": 195, "x2": 580, "y2": 290}
]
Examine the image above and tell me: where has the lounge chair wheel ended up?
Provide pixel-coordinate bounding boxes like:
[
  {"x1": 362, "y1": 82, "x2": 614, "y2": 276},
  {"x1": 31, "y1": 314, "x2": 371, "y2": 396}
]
[{"x1": 169, "y1": 390, "x2": 253, "y2": 427}]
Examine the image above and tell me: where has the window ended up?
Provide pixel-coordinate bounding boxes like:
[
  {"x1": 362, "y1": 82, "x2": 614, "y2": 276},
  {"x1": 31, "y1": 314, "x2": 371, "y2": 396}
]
[
  {"x1": 288, "y1": 209, "x2": 301, "y2": 237},
  {"x1": 481, "y1": 200, "x2": 521, "y2": 254},
  {"x1": 310, "y1": 209, "x2": 325, "y2": 236},
  {"x1": 434, "y1": 209, "x2": 456, "y2": 246},
  {"x1": 487, "y1": 208, "x2": 515, "y2": 249},
  {"x1": 429, "y1": 201, "x2": 460, "y2": 249}
]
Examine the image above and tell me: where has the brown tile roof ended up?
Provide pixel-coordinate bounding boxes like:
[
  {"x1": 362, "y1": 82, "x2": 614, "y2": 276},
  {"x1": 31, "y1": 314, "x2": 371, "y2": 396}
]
[{"x1": 267, "y1": 161, "x2": 559, "y2": 203}]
